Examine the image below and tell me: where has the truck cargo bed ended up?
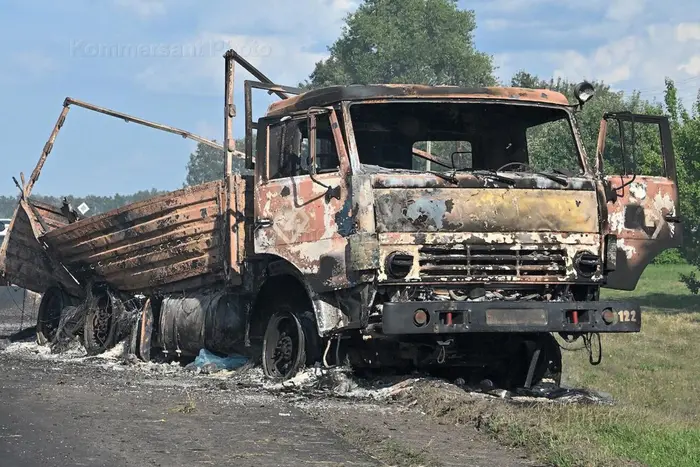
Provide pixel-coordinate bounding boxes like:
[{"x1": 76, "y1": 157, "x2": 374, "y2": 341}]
[{"x1": 0, "y1": 178, "x2": 253, "y2": 296}]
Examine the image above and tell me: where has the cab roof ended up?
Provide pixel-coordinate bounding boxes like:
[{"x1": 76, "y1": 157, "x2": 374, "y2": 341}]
[{"x1": 265, "y1": 84, "x2": 570, "y2": 116}]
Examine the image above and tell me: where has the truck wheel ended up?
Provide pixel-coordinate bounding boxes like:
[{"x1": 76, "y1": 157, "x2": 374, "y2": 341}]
[
  {"x1": 519, "y1": 334, "x2": 562, "y2": 388},
  {"x1": 36, "y1": 286, "x2": 66, "y2": 345},
  {"x1": 262, "y1": 305, "x2": 319, "y2": 380},
  {"x1": 84, "y1": 291, "x2": 117, "y2": 355}
]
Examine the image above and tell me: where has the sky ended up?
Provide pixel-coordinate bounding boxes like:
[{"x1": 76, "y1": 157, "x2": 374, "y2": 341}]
[{"x1": 0, "y1": 0, "x2": 699, "y2": 196}]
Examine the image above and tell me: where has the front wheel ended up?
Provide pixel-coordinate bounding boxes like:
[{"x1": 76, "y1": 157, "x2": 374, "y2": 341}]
[{"x1": 262, "y1": 306, "x2": 320, "y2": 380}]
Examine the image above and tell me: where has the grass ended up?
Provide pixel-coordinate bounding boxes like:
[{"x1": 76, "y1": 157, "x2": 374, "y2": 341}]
[
  {"x1": 414, "y1": 264, "x2": 700, "y2": 467},
  {"x1": 336, "y1": 424, "x2": 438, "y2": 467}
]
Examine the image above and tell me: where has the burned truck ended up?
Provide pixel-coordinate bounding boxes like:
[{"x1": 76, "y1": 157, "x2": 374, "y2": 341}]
[{"x1": 0, "y1": 50, "x2": 681, "y2": 387}]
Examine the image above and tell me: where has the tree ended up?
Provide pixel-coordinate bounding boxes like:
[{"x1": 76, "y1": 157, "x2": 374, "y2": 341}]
[
  {"x1": 303, "y1": 0, "x2": 495, "y2": 88},
  {"x1": 665, "y1": 80, "x2": 700, "y2": 289},
  {"x1": 185, "y1": 139, "x2": 251, "y2": 186},
  {"x1": 0, "y1": 189, "x2": 168, "y2": 218}
]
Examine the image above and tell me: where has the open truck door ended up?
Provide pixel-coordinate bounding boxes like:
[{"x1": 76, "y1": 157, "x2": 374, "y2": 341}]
[{"x1": 597, "y1": 113, "x2": 682, "y2": 290}]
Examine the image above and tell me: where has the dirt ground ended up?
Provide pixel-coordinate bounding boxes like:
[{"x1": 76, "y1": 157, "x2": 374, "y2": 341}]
[{"x1": 0, "y1": 331, "x2": 545, "y2": 467}]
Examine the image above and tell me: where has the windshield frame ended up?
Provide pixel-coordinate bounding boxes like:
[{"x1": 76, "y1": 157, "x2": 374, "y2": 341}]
[{"x1": 341, "y1": 99, "x2": 590, "y2": 176}]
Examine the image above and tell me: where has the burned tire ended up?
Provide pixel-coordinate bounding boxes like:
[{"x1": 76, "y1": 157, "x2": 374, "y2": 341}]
[
  {"x1": 262, "y1": 303, "x2": 321, "y2": 380},
  {"x1": 84, "y1": 291, "x2": 117, "y2": 355},
  {"x1": 515, "y1": 334, "x2": 562, "y2": 388},
  {"x1": 36, "y1": 286, "x2": 67, "y2": 345}
]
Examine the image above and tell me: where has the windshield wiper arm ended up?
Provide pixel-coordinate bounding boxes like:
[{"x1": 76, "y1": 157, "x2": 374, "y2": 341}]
[
  {"x1": 536, "y1": 171, "x2": 568, "y2": 186},
  {"x1": 471, "y1": 170, "x2": 516, "y2": 186},
  {"x1": 427, "y1": 170, "x2": 459, "y2": 184}
]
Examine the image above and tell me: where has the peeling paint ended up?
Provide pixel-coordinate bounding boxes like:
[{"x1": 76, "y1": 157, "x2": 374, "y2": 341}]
[{"x1": 629, "y1": 182, "x2": 647, "y2": 201}]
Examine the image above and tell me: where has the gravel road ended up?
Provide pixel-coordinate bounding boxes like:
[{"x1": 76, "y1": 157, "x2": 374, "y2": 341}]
[{"x1": 0, "y1": 316, "x2": 537, "y2": 467}]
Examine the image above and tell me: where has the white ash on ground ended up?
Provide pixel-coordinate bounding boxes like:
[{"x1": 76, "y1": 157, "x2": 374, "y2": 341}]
[{"x1": 0, "y1": 337, "x2": 614, "y2": 406}]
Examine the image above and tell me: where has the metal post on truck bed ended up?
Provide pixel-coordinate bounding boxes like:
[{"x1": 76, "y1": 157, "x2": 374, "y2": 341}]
[{"x1": 223, "y1": 50, "x2": 236, "y2": 279}]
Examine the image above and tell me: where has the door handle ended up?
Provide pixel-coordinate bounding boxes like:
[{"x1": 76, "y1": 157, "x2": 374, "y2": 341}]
[
  {"x1": 664, "y1": 215, "x2": 681, "y2": 223},
  {"x1": 255, "y1": 218, "x2": 273, "y2": 229}
]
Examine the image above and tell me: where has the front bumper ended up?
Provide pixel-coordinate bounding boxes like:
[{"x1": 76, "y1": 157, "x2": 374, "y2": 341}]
[{"x1": 381, "y1": 300, "x2": 641, "y2": 334}]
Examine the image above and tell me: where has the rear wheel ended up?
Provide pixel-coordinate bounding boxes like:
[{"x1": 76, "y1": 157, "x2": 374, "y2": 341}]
[
  {"x1": 84, "y1": 291, "x2": 117, "y2": 355},
  {"x1": 36, "y1": 286, "x2": 66, "y2": 345}
]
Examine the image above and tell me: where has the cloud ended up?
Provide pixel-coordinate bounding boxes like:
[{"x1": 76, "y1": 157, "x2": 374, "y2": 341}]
[
  {"x1": 677, "y1": 23, "x2": 700, "y2": 42},
  {"x1": 679, "y1": 56, "x2": 700, "y2": 76},
  {"x1": 112, "y1": 0, "x2": 166, "y2": 19},
  {"x1": 132, "y1": 1, "x2": 356, "y2": 96},
  {"x1": 134, "y1": 33, "x2": 327, "y2": 96},
  {"x1": 545, "y1": 21, "x2": 700, "y2": 106},
  {"x1": 552, "y1": 36, "x2": 637, "y2": 84}
]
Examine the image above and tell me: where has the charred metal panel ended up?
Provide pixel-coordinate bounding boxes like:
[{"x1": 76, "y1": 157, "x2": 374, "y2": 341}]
[
  {"x1": 377, "y1": 232, "x2": 601, "y2": 284},
  {"x1": 605, "y1": 176, "x2": 682, "y2": 290},
  {"x1": 374, "y1": 188, "x2": 599, "y2": 234},
  {"x1": 29, "y1": 199, "x2": 71, "y2": 233},
  {"x1": 41, "y1": 181, "x2": 228, "y2": 294},
  {"x1": 371, "y1": 173, "x2": 596, "y2": 191},
  {"x1": 0, "y1": 204, "x2": 59, "y2": 293},
  {"x1": 255, "y1": 170, "x2": 356, "y2": 291},
  {"x1": 159, "y1": 291, "x2": 246, "y2": 357},
  {"x1": 227, "y1": 173, "x2": 254, "y2": 282},
  {"x1": 266, "y1": 85, "x2": 570, "y2": 117},
  {"x1": 0, "y1": 201, "x2": 78, "y2": 295}
]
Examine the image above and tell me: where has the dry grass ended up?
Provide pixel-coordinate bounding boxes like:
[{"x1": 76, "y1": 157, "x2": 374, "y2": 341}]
[{"x1": 412, "y1": 265, "x2": 700, "y2": 467}]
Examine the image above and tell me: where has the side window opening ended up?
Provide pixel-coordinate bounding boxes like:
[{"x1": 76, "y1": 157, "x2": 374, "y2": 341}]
[
  {"x1": 267, "y1": 119, "x2": 305, "y2": 180},
  {"x1": 302, "y1": 114, "x2": 341, "y2": 174},
  {"x1": 602, "y1": 119, "x2": 666, "y2": 178},
  {"x1": 267, "y1": 113, "x2": 341, "y2": 181}
]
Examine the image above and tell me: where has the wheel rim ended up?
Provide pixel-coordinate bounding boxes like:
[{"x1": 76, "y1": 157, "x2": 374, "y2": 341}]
[
  {"x1": 262, "y1": 311, "x2": 305, "y2": 380},
  {"x1": 91, "y1": 294, "x2": 114, "y2": 349},
  {"x1": 38, "y1": 288, "x2": 64, "y2": 342}
]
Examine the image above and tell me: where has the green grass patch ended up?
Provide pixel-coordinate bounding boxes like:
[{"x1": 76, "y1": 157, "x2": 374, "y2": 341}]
[{"x1": 593, "y1": 423, "x2": 700, "y2": 467}]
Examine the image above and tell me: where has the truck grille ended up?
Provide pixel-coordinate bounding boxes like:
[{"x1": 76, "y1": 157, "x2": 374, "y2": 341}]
[{"x1": 418, "y1": 244, "x2": 567, "y2": 281}]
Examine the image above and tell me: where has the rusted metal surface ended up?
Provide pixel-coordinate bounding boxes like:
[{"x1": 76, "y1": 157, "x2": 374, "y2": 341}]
[
  {"x1": 267, "y1": 85, "x2": 570, "y2": 116},
  {"x1": 226, "y1": 49, "x2": 291, "y2": 100},
  {"x1": 373, "y1": 187, "x2": 599, "y2": 234},
  {"x1": 596, "y1": 113, "x2": 682, "y2": 290},
  {"x1": 254, "y1": 107, "x2": 358, "y2": 293},
  {"x1": 39, "y1": 181, "x2": 227, "y2": 294},
  {"x1": 224, "y1": 51, "x2": 237, "y2": 281},
  {"x1": 0, "y1": 201, "x2": 78, "y2": 295},
  {"x1": 254, "y1": 170, "x2": 352, "y2": 291},
  {"x1": 228, "y1": 174, "x2": 254, "y2": 281},
  {"x1": 26, "y1": 104, "x2": 71, "y2": 197},
  {"x1": 604, "y1": 176, "x2": 681, "y2": 290}
]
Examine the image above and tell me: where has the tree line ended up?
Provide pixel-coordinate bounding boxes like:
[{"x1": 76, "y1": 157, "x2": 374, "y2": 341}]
[{"x1": 2, "y1": 0, "x2": 698, "y2": 283}]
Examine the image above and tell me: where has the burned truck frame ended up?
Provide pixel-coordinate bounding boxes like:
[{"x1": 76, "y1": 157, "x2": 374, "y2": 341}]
[{"x1": 0, "y1": 50, "x2": 682, "y2": 387}]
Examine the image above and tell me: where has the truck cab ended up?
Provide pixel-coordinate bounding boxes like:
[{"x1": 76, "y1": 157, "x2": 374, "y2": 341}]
[{"x1": 248, "y1": 82, "x2": 681, "y2": 385}]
